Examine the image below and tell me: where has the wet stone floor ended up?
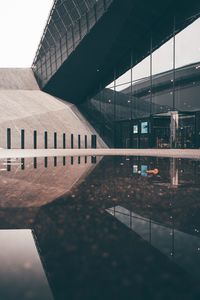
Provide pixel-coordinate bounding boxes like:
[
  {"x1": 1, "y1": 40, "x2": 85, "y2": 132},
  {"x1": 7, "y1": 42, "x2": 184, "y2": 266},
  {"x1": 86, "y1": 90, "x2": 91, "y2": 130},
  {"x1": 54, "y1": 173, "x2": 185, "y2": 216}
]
[{"x1": 0, "y1": 155, "x2": 200, "y2": 300}]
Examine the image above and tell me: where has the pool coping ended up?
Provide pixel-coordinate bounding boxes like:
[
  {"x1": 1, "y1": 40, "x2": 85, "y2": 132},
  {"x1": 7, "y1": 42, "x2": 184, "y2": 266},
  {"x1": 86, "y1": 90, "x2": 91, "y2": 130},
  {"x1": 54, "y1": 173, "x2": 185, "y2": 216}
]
[{"x1": 0, "y1": 148, "x2": 200, "y2": 159}]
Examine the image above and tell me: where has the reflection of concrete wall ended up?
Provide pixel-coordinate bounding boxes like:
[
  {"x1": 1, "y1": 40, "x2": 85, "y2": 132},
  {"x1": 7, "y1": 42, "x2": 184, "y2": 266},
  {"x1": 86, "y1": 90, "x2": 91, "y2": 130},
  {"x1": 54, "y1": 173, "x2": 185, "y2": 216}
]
[
  {"x1": 0, "y1": 69, "x2": 107, "y2": 149},
  {"x1": 0, "y1": 156, "x2": 99, "y2": 208}
]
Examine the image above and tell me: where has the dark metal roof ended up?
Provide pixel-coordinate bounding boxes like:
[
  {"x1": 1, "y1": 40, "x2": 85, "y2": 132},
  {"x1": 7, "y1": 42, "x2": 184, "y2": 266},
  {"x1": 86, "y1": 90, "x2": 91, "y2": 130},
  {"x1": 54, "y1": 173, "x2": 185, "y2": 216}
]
[{"x1": 33, "y1": 0, "x2": 103, "y2": 62}]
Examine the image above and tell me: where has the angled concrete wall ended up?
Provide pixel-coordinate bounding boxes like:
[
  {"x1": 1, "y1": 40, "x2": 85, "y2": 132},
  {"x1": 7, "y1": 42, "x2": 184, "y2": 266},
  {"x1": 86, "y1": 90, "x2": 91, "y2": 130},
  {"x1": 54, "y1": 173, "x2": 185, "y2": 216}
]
[
  {"x1": 0, "y1": 69, "x2": 107, "y2": 149},
  {"x1": 0, "y1": 68, "x2": 39, "y2": 90}
]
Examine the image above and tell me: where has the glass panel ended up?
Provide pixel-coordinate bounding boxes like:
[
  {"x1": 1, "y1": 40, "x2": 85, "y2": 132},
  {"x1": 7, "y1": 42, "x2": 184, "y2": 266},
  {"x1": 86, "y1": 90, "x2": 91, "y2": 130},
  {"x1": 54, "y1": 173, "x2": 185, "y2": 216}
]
[
  {"x1": 176, "y1": 114, "x2": 196, "y2": 148},
  {"x1": 133, "y1": 125, "x2": 138, "y2": 134},
  {"x1": 152, "y1": 34, "x2": 174, "y2": 114},
  {"x1": 61, "y1": 35, "x2": 67, "y2": 57},
  {"x1": 96, "y1": 0, "x2": 104, "y2": 20},
  {"x1": 88, "y1": 8, "x2": 96, "y2": 29},
  {"x1": 141, "y1": 121, "x2": 148, "y2": 134},
  {"x1": 106, "y1": 70, "x2": 115, "y2": 90},
  {"x1": 74, "y1": 22, "x2": 80, "y2": 47},
  {"x1": 80, "y1": 15, "x2": 88, "y2": 37},
  {"x1": 175, "y1": 81, "x2": 200, "y2": 111},
  {"x1": 50, "y1": 47, "x2": 56, "y2": 64},
  {"x1": 175, "y1": 17, "x2": 200, "y2": 111},
  {"x1": 115, "y1": 83, "x2": 132, "y2": 120},
  {"x1": 132, "y1": 56, "x2": 151, "y2": 118},
  {"x1": 56, "y1": 55, "x2": 62, "y2": 69},
  {"x1": 175, "y1": 18, "x2": 200, "y2": 69},
  {"x1": 116, "y1": 69, "x2": 131, "y2": 91},
  {"x1": 46, "y1": 51, "x2": 51, "y2": 69},
  {"x1": 47, "y1": 66, "x2": 52, "y2": 77},
  {"x1": 67, "y1": 28, "x2": 73, "y2": 53},
  {"x1": 132, "y1": 56, "x2": 150, "y2": 81}
]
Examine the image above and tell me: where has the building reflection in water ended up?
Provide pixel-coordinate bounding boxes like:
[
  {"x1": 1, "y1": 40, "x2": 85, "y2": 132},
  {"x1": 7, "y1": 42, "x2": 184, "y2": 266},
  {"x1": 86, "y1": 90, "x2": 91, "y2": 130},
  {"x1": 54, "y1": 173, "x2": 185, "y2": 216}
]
[
  {"x1": 1, "y1": 156, "x2": 97, "y2": 172},
  {"x1": 0, "y1": 229, "x2": 53, "y2": 300},
  {"x1": 106, "y1": 205, "x2": 200, "y2": 279},
  {"x1": 0, "y1": 156, "x2": 200, "y2": 299},
  {"x1": 131, "y1": 156, "x2": 200, "y2": 187},
  {"x1": 0, "y1": 156, "x2": 98, "y2": 209},
  {"x1": 170, "y1": 158, "x2": 179, "y2": 187}
]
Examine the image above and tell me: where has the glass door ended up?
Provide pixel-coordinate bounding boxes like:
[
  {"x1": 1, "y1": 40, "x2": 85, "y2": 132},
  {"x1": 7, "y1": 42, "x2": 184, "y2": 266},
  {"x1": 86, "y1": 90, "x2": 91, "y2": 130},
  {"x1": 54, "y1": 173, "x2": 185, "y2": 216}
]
[
  {"x1": 176, "y1": 114, "x2": 196, "y2": 148},
  {"x1": 152, "y1": 115, "x2": 171, "y2": 148}
]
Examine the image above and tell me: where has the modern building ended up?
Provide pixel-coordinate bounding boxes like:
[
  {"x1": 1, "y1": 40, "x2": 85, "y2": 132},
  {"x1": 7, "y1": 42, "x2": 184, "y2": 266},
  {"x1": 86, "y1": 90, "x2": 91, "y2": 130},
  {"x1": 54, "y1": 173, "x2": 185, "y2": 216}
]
[
  {"x1": 32, "y1": 0, "x2": 200, "y2": 149},
  {"x1": 82, "y1": 62, "x2": 200, "y2": 149}
]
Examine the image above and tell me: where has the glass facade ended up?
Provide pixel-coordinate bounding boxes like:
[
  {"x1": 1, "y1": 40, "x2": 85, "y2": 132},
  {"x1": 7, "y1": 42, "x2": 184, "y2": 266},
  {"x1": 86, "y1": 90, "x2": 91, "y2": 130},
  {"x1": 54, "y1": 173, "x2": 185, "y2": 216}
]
[
  {"x1": 79, "y1": 16, "x2": 200, "y2": 148},
  {"x1": 32, "y1": 0, "x2": 113, "y2": 87}
]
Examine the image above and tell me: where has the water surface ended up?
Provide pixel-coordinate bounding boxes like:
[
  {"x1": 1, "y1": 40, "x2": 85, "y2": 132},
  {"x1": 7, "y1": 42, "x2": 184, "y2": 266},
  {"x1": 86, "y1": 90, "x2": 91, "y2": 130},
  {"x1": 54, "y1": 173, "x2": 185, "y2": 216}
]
[{"x1": 0, "y1": 156, "x2": 200, "y2": 300}]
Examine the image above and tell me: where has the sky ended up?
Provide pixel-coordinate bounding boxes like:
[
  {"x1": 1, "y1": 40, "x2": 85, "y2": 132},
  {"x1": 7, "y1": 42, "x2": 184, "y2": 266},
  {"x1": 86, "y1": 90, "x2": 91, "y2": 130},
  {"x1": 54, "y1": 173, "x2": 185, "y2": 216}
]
[{"x1": 0, "y1": 0, "x2": 53, "y2": 67}]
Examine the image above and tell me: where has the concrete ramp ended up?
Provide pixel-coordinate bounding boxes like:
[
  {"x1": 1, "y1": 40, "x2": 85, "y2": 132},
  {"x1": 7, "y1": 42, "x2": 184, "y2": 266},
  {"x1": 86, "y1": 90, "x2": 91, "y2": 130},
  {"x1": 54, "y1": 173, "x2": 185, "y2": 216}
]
[{"x1": 0, "y1": 68, "x2": 107, "y2": 149}]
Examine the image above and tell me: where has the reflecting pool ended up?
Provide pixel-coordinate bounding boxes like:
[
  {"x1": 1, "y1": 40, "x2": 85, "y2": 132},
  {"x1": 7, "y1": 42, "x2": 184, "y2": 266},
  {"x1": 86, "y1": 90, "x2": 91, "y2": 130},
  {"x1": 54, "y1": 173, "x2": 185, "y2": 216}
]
[{"x1": 0, "y1": 156, "x2": 200, "y2": 300}]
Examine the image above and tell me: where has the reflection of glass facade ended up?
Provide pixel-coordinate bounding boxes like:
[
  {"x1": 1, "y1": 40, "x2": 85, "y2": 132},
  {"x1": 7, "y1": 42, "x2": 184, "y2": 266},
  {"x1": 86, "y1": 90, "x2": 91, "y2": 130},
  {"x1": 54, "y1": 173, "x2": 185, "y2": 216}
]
[
  {"x1": 106, "y1": 204, "x2": 200, "y2": 278},
  {"x1": 79, "y1": 17, "x2": 200, "y2": 148}
]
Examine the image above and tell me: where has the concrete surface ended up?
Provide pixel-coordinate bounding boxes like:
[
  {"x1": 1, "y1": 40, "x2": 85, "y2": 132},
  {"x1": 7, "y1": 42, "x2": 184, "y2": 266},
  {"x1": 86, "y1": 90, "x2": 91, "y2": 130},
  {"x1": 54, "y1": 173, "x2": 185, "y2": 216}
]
[
  {"x1": 0, "y1": 68, "x2": 107, "y2": 149},
  {"x1": 0, "y1": 149, "x2": 200, "y2": 159},
  {"x1": 0, "y1": 156, "x2": 99, "y2": 208},
  {"x1": 0, "y1": 68, "x2": 39, "y2": 90}
]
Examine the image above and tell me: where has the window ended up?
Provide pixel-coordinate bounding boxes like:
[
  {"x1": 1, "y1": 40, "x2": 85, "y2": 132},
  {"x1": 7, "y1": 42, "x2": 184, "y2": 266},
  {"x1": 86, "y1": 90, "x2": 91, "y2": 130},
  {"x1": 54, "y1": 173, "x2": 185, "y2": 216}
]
[
  {"x1": 133, "y1": 125, "x2": 138, "y2": 134},
  {"x1": 141, "y1": 165, "x2": 148, "y2": 177},
  {"x1": 141, "y1": 122, "x2": 148, "y2": 134},
  {"x1": 133, "y1": 165, "x2": 138, "y2": 174}
]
